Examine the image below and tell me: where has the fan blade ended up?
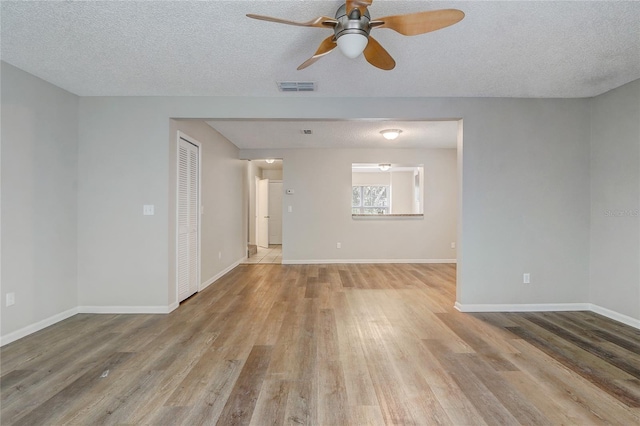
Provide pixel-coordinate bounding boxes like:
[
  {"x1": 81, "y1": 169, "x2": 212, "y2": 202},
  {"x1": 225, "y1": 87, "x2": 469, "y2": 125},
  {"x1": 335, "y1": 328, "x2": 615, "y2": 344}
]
[
  {"x1": 246, "y1": 14, "x2": 337, "y2": 28},
  {"x1": 372, "y1": 9, "x2": 464, "y2": 36},
  {"x1": 363, "y1": 36, "x2": 395, "y2": 70},
  {"x1": 297, "y1": 36, "x2": 337, "y2": 70},
  {"x1": 346, "y1": 1, "x2": 373, "y2": 15}
]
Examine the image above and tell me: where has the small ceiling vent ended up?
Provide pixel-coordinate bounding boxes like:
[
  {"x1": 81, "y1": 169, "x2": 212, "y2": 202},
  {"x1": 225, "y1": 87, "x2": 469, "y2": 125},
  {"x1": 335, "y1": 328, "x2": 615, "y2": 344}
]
[
  {"x1": 277, "y1": 81, "x2": 316, "y2": 92},
  {"x1": 302, "y1": 129, "x2": 313, "y2": 135}
]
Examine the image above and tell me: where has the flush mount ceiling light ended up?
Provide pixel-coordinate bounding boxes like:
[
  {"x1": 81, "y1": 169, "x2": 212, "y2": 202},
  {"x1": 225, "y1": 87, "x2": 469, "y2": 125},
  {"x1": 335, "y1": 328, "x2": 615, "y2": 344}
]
[
  {"x1": 265, "y1": 159, "x2": 275, "y2": 164},
  {"x1": 378, "y1": 163, "x2": 391, "y2": 171},
  {"x1": 380, "y1": 129, "x2": 402, "y2": 140}
]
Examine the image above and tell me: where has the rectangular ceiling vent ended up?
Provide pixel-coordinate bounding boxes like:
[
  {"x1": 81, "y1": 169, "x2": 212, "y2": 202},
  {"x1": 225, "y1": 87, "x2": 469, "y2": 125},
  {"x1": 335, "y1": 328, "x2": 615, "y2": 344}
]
[
  {"x1": 277, "y1": 81, "x2": 316, "y2": 92},
  {"x1": 302, "y1": 129, "x2": 313, "y2": 135}
]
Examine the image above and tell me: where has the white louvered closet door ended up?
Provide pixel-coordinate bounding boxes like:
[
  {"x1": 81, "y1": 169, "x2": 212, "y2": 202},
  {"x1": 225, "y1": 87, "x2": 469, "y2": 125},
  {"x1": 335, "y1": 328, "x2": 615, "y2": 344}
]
[{"x1": 177, "y1": 138, "x2": 199, "y2": 302}]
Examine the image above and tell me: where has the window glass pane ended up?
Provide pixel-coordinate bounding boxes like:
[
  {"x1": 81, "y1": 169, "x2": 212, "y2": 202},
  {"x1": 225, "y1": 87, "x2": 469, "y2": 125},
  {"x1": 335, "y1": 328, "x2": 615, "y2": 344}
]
[
  {"x1": 363, "y1": 186, "x2": 389, "y2": 207},
  {"x1": 352, "y1": 186, "x2": 361, "y2": 207}
]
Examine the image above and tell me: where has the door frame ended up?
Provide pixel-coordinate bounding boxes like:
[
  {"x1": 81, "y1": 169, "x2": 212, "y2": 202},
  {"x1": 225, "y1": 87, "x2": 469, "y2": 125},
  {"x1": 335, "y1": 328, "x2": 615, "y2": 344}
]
[
  {"x1": 268, "y1": 180, "x2": 283, "y2": 245},
  {"x1": 175, "y1": 131, "x2": 202, "y2": 302},
  {"x1": 256, "y1": 177, "x2": 270, "y2": 248}
]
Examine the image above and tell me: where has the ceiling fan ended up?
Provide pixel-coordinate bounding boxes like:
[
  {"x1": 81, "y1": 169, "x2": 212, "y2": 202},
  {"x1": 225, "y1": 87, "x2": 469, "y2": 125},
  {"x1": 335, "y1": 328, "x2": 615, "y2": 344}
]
[{"x1": 246, "y1": 0, "x2": 464, "y2": 71}]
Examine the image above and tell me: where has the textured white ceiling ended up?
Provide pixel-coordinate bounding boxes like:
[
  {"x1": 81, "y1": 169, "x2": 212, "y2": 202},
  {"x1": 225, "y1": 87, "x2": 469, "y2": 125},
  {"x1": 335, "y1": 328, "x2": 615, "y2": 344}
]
[
  {"x1": 2, "y1": 1, "x2": 639, "y2": 98},
  {"x1": 207, "y1": 119, "x2": 459, "y2": 149}
]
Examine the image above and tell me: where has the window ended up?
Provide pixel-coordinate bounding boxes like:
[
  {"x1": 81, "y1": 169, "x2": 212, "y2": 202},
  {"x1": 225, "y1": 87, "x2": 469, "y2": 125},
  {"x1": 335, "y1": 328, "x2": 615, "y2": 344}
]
[{"x1": 352, "y1": 185, "x2": 390, "y2": 214}]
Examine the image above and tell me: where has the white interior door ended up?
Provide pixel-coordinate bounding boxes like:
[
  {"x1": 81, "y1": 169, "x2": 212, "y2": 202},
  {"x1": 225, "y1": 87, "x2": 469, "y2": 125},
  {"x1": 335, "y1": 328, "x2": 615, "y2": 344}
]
[
  {"x1": 268, "y1": 181, "x2": 283, "y2": 244},
  {"x1": 177, "y1": 137, "x2": 199, "y2": 302},
  {"x1": 257, "y1": 178, "x2": 269, "y2": 248}
]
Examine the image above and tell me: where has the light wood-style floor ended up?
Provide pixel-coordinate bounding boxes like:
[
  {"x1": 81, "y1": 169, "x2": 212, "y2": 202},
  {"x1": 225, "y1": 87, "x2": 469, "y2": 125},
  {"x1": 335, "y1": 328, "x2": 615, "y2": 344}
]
[
  {"x1": 1, "y1": 263, "x2": 639, "y2": 425},
  {"x1": 242, "y1": 245, "x2": 282, "y2": 264}
]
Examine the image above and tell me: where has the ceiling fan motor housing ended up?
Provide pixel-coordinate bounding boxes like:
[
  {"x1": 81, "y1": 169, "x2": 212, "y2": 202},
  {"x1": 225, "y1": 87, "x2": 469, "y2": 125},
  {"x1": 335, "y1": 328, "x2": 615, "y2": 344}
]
[{"x1": 334, "y1": 4, "x2": 371, "y2": 40}]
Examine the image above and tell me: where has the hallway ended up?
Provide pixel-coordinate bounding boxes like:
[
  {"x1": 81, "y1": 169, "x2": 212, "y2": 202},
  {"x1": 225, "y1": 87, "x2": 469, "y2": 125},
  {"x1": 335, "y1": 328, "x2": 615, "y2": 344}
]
[{"x1": 243, "y1": 244, "x2": 282, "y2": 264}]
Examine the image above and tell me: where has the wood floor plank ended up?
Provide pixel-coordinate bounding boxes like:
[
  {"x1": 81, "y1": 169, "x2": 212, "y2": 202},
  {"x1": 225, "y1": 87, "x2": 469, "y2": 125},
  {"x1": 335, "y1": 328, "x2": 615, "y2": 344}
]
[
  {"x1": 180, "y1": 358, "x2": 243, "y2": 425},
  {"x1": 332, "y1": 291, "x2": 379, "y2": 407},
  {"x1": 523, "y1": 312, "x2": 640, "y2": 379},
  {"x1": 0, "y1": 370, "x2": 36, "y2": 393},
  {"x1": 0, "y1": 314, "x2": 114, "y2": 373},
  {"x1": 11, "y1": 351, "x2": 134, "y2": 426},
  {"x1": 499, "y1": 370, "x2": 588, "y2": 425},
  {"x1": 2, "y1": 263, "x2": 639, "y2": 425},
  {"x1": 353, "y1": 293, "x2": 418, "y2": 424},
  {"x1": 425, "y1": 339, "x2": 522, "y2": 425},
  {"x1": 506, "y1": 316, "x2": 640, "y2": 407},
  {"x1": 1, "y1": 331, "x2": 125, "y2": 420},
  {"x1": 348, "y1": 405, "x2": 386, "y2": 425},
  {"x1": 249, "y1": 379, "x2": 290, "y2": 426},
  {"x1": 436, "y1": 312, "x2": 519, "y2": 371},
  {"x1": 317, "y1": 359, "x2": 349, "y2": 426},
  {"x1": 505, "y1": 338, "x2": 640, "y2": 424},
  {"x1": 457, "y1": 353, "x2": 551, "y2": 425},
  {"x1": 215, "y1": 345, "x2": 273, "y2": 425}
]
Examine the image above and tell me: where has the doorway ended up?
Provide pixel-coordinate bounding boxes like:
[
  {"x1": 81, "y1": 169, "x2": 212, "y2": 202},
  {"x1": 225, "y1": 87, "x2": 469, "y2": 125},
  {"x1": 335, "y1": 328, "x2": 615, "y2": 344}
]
[{"x1": 247, "y1": 159, "x2": 283, "y2": 264}]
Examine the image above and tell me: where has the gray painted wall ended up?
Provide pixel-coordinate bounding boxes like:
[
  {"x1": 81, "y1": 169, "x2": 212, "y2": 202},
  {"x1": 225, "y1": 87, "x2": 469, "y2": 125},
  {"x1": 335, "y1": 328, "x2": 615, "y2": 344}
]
[
  {"x1": 76, "y1": 101, "x2": 249, "y2": 309},
  {"x1": 3, "y1": 61, "x2": 638, "y2": 342},
  {"x1": 1, "y1": 62, "x2": 79, "y2": 336},
  {"x1": 241, "y1": 148, "x2": 457, "y2": 262},
  {"x1": 73, "y1": 95, "x2": 592, "y2": 313},
  {"x1": 459, "y1": 99, "x2": 592, "y2": 306},
  {"x1": 590, "y1": 79, "x2": 640, "y2": 320},
  {"x1": 76, "y1": 98, "x2": 171, "y2": 308}
]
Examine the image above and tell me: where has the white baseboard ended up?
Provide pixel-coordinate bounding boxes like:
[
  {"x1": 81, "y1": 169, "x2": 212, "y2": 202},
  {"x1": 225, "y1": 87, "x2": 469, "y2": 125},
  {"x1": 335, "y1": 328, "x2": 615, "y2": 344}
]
[
  {"x1": 283, "y1": 259, "x2": 457, "y2": 265},
  {"x1": 454, "y1": 302, "x2": 640, "y2": 330},
  {"x1": 454, "y1": 302, "x2": 591, "y2": 313},
  {"x1": 3, "y1": 282, "x2": 637, "y2": 347},
  {"x1": 200, "y1": 258, "x2": 243, "y2": 291},
  {"x1": 590, "y1": 304, "x2": 640, "y2": 329},
  {"x1": 167, "y1": 301, "x2": 179, "y2": 313},
  {"x1": 77, "y1": 305, "x2": 173, "y2": 314},
  {"x1": 0, "y1": 307, "x2": 78, "y2": 347}
]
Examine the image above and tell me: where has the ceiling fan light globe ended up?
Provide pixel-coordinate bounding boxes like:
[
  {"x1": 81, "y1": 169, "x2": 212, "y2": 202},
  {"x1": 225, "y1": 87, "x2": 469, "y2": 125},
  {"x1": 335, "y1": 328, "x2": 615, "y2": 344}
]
[{"x1": 337, "y1": 33, "x2": 368, "y2": 58}]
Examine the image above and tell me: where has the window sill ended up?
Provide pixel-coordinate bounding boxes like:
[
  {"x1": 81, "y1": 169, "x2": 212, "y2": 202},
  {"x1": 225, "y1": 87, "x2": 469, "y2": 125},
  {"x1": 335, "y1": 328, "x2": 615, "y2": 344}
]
[{"x1": 352, "y1": 214, "x2": 424, "y2": 219}]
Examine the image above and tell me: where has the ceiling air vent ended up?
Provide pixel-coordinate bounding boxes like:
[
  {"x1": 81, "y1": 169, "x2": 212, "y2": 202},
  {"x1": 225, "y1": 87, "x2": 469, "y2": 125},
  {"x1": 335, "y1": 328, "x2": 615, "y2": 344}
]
[
  {"x1": 277, "y1": 81, "x2": 316, "y2": 92},
  {"x1": 302, "y1": 129, "x2": 313, "y2": 135}
]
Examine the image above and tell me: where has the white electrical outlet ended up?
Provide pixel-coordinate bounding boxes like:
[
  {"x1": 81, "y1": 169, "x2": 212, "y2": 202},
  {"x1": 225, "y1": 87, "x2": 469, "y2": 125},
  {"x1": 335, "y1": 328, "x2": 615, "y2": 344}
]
[
  {"x1": 6, "y1": 292, "x2": 15, "y2": 307},
  {"x1": 218, "y1": 251, "x2": 222, "y2": 260},
  {"x1": 143, "y1": 204, "x2": 155, "y2": 215},
  {"x1": 451, "y1": 242, "x2": 456, "y2": 249},
  {"x1": 523, "y1": 273, "x2": 531, "y2": 284},
  {"x1": 288, "y1": 206, "x2": 293, "y2": 213},
  {"x1": 336, "y1": 242, "x2": 341, "y2": 249}
]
